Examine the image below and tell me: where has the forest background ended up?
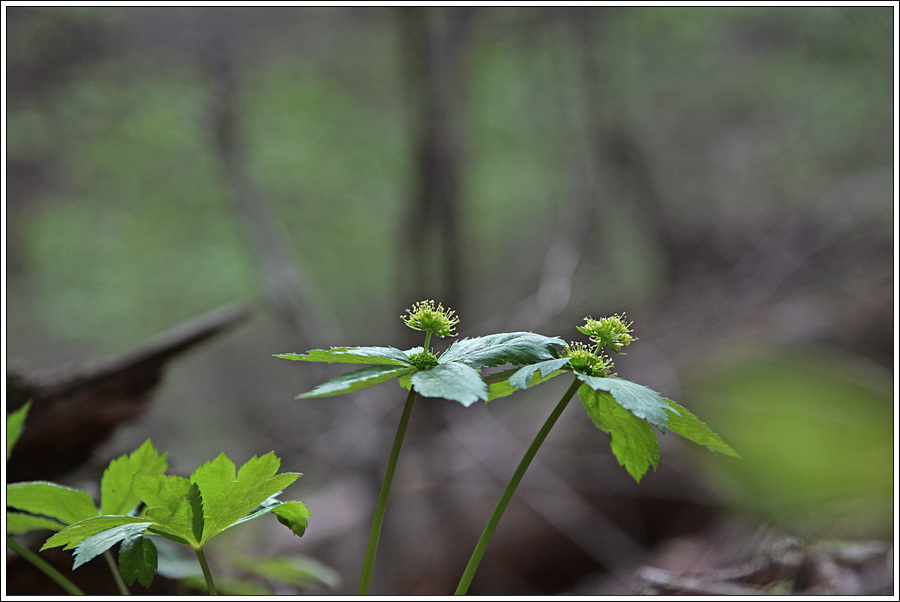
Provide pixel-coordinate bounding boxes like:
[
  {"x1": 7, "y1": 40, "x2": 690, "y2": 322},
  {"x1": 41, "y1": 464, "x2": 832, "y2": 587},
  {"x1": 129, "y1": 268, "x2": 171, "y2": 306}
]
[{"x1": 4, "y1": 4, "x2": 895, "y2": 596}]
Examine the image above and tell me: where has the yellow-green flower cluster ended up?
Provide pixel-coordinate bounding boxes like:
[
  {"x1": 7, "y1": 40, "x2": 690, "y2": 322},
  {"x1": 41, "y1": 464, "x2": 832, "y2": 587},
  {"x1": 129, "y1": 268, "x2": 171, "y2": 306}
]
[
  {"x1": 576, "y1": 314, "x2": 635, "y2": 354},
  {"x1": 402, "y1": 300, "x2": 459, "y2": 338},
  {"x1": 562, "y1": 342, "x2": 614, "y2": 377}
]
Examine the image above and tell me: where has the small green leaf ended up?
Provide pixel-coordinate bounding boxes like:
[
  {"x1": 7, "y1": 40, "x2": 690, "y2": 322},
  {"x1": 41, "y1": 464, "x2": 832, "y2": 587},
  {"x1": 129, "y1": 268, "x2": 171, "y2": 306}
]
[
  {"x1": 6, "y1": 512, "x2": 66, "y2": 534},
  {"x1": 485, "y1": 364, "x2": 568, "y2": 402},
  {"x1": 101, "y1": 440, "x2": 168, "y2": 516},
  {"x1": 42, "y1": 516, "x2": 152, "y2": 552},
  {"x1": 508, "y1": 357, "x2": 572, "y2": 390},
  {"x1": 271, "y1": 501, "x2": 311, "y2": 538},
  {"x1": 7, "y1": 401, "x2": 32, "y2": 460},
  {"x1": 576, "y1": 375, "x2": 673, "y2": 432},
  {"x1": 579, "y1": 386, "x2": 660, "y2": 482},
  {"x1": 119, "y1": 534, "x2": 158, "y2": 587},
  {"x1": 72, "y1": 522, "x2": 152, "y2": 569},
  {"x1": 439, "y1": 332, "x2": 564, "y2": 370},
  {"x1": 190, "y1": 452, "x2": 301, "y2": 545},
  {"x1": 295, "y1": 365, "x2": 414, "y2": 398},
  {"x1": 275, "y1": 347, "x2": 412, "y2": 366},
  {"x1": 133, "y1": 475, "x2": 204, "y2": 547},
  {"x1": 6, "y1": 482, "x2": 98, "y2": 525},
  {"x1": 664, "y1": 399, "x2": 741, "y2": 458},
  {"x1": 410, "y1": 362, "x2": 488, "y2": 407}
]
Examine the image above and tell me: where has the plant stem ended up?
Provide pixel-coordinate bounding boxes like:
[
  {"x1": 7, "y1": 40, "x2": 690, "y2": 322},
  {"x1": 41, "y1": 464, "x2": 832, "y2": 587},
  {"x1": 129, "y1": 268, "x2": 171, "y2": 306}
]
[
  {"x1": 193, "y1": 547, "x2": 218, "y2": 595},
  {"x1": 6, "y1": 536, "x2": 85, "y2": 595},
  {"x1": 423, "y1": 331, "x2": 433, "y2": 352},
  {"x1": 358, "y1": 387, "x2": 418, "y2": 595},
  {"x1": 455, "y1": 376, "x2": 582, "y2": 595},
  {"x1": 103, "y1": 550, "x2": 130, "y2": 595}
]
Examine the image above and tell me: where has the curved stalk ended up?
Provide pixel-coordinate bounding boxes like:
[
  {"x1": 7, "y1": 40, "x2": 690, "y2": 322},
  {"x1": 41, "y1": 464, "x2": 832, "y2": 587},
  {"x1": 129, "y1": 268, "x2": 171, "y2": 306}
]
[
  {"x1": 193, "y1": 547, "x2": 218, "y2": 595},
  {"x1": 6, "y1": 536, "x2": 85, "y2": 595},
  {"x1": 103, "y1": 550, "x2": 130, "y2": 595},
  {"x1": 455, "y1": 376, "x2": 582, "y2": 595},
  {"x1": 358, "y1": 388, "x2": 418, "y2": 595}
]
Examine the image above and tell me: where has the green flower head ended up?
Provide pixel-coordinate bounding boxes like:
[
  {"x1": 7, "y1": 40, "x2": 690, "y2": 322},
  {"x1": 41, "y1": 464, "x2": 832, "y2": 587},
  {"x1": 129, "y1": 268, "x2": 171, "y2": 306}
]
[
  {"x1": 577, "y1": 314, "x2": 635, "y2": 354},
  {"x1": 562, "y1": 342, "x2": 614, "y2": 377},
  {"x1": 402, "y1": 300, "x2": 459, "y2": 338}
]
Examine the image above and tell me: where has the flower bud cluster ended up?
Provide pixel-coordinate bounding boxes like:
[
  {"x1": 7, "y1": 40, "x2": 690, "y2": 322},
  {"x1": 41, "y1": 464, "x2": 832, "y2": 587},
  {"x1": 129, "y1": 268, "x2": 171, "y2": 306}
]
[
  {"x1": 576, "y1": 314, "x2": 635, "y2": 354},
  {"x1": 402, "y1": 300, "x2": 459, "y2": 338}
]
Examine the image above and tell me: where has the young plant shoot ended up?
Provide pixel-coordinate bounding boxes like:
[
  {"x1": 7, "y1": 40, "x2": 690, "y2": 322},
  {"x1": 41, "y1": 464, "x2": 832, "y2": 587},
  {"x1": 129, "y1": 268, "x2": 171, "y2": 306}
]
[
  {"x1": 276, "y1": 300, "x2": 564, "y2": 595},
  {"x1": 454, "y1": 314, "x2": 740, "y2": 595},
  {"x1": 35, "y1": 445, "x2": 309, "y2": 595}
]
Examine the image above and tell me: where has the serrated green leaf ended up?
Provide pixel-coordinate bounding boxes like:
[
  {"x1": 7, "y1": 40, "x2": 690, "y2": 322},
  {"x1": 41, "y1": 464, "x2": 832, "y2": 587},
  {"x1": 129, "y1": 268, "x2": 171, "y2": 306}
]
[
  {"x1": 410, "y1": 362, "x2": 488, "y2": 407},
  {"x1": 485, "y1": 364, "x2": 568, "y2": 402},
  {"x1": 6, "y1": 511, "x2": 66, "y2": 534},
  {"x1": 6, "y1": 482, "x2": 98, "y2": 525},
  {"x1": 189, "y1": 452, "x2": 301, "y2": 545},
  {"x1": 101, "y1": 440, "x2": 168, "y2": 516},
  {"x1": 42, "y1": 515, "x2": 151, "y2": 552},
  {"x1": 439, "y1": 332, "x2": 564, "y2": 370},
  {"x1": 133, "y1": 474, "x2": 203, "y2": 547},
  {"x1": 295, "y1": 365, "x2": 414, "y2": 399},
  {"x1": 275, "y1": 346, "x2": 412, "y2": 366},
  {"x1": 119, "y1": 534, "x2": 158, "y2": 587},
  {"x1": 440, "y1": 331, "x2": 564, "y2": 369},
  {"x1": 271, "y1": 501, "x2": 311, "y2": 538},
  {"x1": 579, "y1": 386, "x2": 660, "y2": 482},
  {"x1": 509, "y1": 357, "x2": 572, "y2": 390},
  {"x1": 664, "y1": 399, "x2": 741, "y2": 458},
  {"x1": 7, "y1": 401, "x2": 32, "y2": 460},
  {"x1": 72, "y1": 521, "x2": 152, "y2": 569},
  {"x1": 576, "y1": 375, "x2": 673, "y2": 432}
]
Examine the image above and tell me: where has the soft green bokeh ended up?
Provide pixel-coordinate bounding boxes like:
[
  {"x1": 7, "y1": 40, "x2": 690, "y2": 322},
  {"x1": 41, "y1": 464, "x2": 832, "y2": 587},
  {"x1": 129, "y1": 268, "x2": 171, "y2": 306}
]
[{"x1": 686, "y1": 350, "x2": 893, "y2": 538}]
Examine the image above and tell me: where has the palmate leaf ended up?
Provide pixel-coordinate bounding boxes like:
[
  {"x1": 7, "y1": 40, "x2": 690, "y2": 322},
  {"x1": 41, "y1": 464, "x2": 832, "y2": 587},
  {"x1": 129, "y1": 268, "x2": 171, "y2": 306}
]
[
  {"x1": 295, "y1": 365, "x2": 414, "y2": 399},
  {"x1": 275, "y1": 346, "x2": 412, "y2": 366},
  {"x1": 6, "y1": 482, "x2": 99, "y2": 525},
  {"x1": 101, "y1": 439, "x2": 168, "y2": 516},
  {"x1": 409, "y1": 362, "x2": 488, "y2": 407},
  {"x1": 664, "y1": 399, "x2": 741, "y2": 458},
  {"x1": 189, "y1": 452, "x2": 301, "y2": 545},
  {"x1": 132, "y1": 474, "x2": 203, "y2": 546},
  {"x1": 579, "y1": 386, "x2": 660, "y2": 482},
  {"x1": 576, "y1": 375, "x2": 674, "y2": 432},
  {"x1": 439, "y1": 332, "x2": 564, "y2": 370},
  {"x1": 119, "y1": 534, "x2": 158, "y2": 587}
]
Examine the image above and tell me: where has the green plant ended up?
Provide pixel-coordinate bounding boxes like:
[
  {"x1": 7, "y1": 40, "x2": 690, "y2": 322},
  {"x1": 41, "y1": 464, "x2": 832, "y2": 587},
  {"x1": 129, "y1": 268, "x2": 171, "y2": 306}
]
[
  {"x1": 455, "y1": 314, "x2": 740, "y2": 594},
  {"x1": 276, "y1": 299, "x2": 564, "y2": 594},
  {"x1": 36, "y1": 448, "x2": 310, "y2": 595}
]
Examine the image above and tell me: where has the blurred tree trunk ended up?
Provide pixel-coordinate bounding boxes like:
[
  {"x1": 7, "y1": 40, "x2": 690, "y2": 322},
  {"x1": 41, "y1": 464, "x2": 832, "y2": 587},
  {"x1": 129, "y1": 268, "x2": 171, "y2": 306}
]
[
  {"x1": 201, "y1": 11, "x2": 336, "y2": 349},
  {"x1": 395, "y1": 7, "x2": 475, "y2": 319}
]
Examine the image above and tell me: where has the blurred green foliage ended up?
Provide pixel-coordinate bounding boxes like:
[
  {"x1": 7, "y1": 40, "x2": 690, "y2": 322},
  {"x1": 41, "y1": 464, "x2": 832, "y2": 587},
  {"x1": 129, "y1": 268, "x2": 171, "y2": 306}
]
[{"x1": 686, "y1": 351, "x2": 893, "y2": 538}]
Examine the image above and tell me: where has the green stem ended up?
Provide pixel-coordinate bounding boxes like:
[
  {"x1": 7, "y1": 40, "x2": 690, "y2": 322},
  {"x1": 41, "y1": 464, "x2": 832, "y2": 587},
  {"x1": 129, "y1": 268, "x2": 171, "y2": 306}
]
[
  {"x1": 358, "y1": 388, "x2": 419, "y2": 595},
  {"x1": 6, "y1": 536, "x2": 85, "y2": 595},
  {"x1": 193, "y1": 547, "x2": 218, "y2": 595},
  {"x1": 103, "y1": 550, "x2": 130, "y2": 595},
  {"x1": 455, "y1": 376, "x2": 582, "y2": 595},
  {"x1": 423, "y1": 331, "x2": 433, "y2": 352}
]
